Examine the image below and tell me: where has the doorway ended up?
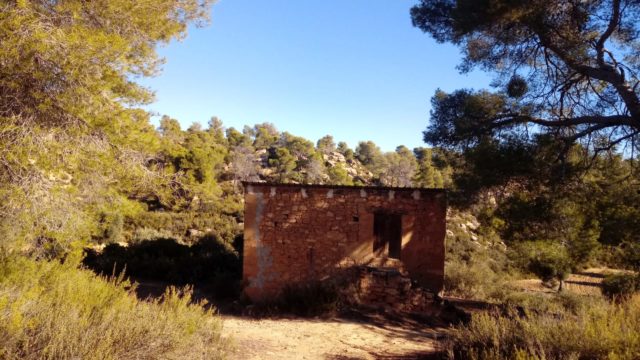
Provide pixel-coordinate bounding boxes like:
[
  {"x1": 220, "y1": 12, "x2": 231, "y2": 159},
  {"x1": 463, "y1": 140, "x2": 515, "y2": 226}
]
[{"x1": 373, "y1": 212, "x2": 402, "y2": 259}]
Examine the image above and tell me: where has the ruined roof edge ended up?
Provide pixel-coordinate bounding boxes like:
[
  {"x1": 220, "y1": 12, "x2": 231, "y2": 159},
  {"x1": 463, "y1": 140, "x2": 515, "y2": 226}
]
[{"x1": 241, "y1": 181, "x2": 447, "y2": 193}]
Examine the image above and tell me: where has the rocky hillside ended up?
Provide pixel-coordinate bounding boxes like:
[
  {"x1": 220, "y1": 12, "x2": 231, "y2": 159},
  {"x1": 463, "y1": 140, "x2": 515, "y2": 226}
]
[{"x1": 246, "y1": 149, "x2": 375, "y2": 185}]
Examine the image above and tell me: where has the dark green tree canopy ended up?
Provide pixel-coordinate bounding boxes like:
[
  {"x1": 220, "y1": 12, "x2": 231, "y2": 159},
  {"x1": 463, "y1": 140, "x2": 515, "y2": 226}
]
[
  {"x1": 412, "y1": 0, "x2": 640, "y2": 153},
  {"x1": 0, "y1": 0, "x2": 214, "y2": 250}
]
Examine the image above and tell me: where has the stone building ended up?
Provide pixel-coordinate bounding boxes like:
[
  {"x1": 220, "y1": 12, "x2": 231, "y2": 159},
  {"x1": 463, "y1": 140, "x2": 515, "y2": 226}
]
[{"x1": 242, "y1": 182, "x2": 446, "y2": 301}]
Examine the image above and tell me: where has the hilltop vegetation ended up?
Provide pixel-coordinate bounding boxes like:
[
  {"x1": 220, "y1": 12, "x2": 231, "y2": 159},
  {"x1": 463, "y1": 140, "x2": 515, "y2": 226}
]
[{"x1": 86, "y1": 117, "x2": 457, "y2": 247}]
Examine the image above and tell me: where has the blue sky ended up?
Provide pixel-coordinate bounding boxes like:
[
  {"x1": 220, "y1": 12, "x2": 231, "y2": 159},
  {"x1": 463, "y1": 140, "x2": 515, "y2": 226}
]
[{"x1": 140, "y1": 0, "x2": 492, "y2": 151}]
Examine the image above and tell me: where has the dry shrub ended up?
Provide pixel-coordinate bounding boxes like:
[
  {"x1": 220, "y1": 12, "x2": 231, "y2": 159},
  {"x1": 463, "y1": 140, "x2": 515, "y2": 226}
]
[
  {"x1": 244, "y1": 268, "x2": 360, "y2": 318},
  {"x1": 445, "y1": 259, "x2": 505, "y2": 299},
  {"x1": 446, "y1": 294, "x2": 640, "y2": 359},
  {"x1": 278, "y1": 281, "x2": 341, "y2": 317},
  {"x1": 0, "y1": 253, "x2": 227, "y2": 360}
]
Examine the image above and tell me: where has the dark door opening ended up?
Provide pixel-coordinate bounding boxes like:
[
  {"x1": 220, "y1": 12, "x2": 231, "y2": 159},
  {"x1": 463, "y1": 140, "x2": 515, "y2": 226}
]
[{"x1": 373, "y1": 213, "x2": 402, "y2": 259}]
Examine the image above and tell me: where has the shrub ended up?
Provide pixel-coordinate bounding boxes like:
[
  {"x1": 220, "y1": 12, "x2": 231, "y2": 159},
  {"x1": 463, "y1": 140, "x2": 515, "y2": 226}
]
[
  {"x1": 445, "y1": 259, "x2": 504, "y2": 299},
  {"x1": 511, "y1": 241, "x2": 572, "y2": 290},
  {"x1": 0, "y1": 253, "x2": 227, "y2": 359},
  {"x1": 130, "y1": 227, "x2": 177, "y2": 244},
  {"x1": 246, "y1": 278, "x2": 349, "y2": 318},
  {"x1": 125, "y1": 209, "x2": 242, "y2": 245},
  {"x1": 444, "y1": 210, "x2": 509, "y2": 299},
  {"x1": 446, "y1": 295, "x2": 640, "y2": 359},
  {"x1": 104, "y1": 213, "x2": 125, "y2": 243},
  {"x1": 602, "y1": 273, "x2": 639, "y2": 300},
  {"x1": 496, "y1": 290, "x2": 589, "y2": 315},
  {"x1": 620, "y1": 241, "x2": 640, "y2": 271},
  {"x1": 279, "y1": 281, "x2": 340, "y2": 317},
  {"x1": 597, "y1": 243, "x2": 640, "y2": 272},
  {"x1": 83, "y1": 235, "x2": 242, "y2": 298}
]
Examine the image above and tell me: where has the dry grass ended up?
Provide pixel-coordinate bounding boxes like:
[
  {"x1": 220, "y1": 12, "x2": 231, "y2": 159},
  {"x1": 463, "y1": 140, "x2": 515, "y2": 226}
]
[
  {"x1": 0, "y1": 253, "x2": 227, "y2": 360},
  {"x1": 446, "y1": 293, "x2": 640, "y2": 359}
]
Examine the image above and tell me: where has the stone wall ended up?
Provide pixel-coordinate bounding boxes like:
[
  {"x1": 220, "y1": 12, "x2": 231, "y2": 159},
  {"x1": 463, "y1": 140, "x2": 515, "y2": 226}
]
[
  {"x1": 242, "y1": 183, "x2": 446, "y2": 301},
  {"x1": 355, "y1": 267, "x2": 436, "y2": 312}
]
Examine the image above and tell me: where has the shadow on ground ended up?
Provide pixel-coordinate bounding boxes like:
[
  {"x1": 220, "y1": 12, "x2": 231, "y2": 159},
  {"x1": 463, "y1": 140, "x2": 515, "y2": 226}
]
[
  {"x1": 329, "y1": 352, "x2": 445, "y2": 360},
  {"x1": 81, "y1": 239, "x2": 485, "y2": 359},
  {"x1": 82, "y1": 236, "x2": 244, "y2": 305}
]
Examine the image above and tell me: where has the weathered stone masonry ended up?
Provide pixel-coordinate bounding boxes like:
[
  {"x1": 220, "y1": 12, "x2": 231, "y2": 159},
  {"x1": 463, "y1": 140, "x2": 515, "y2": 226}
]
[{"x1": 242, "y1": 182, "x2": 446, "y2": 301}]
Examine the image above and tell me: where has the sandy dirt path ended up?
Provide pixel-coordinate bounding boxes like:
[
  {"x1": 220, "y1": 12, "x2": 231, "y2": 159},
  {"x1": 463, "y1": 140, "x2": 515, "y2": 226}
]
[{"x1": 221, "y1": 314, "x2": 444, "y2": 360}]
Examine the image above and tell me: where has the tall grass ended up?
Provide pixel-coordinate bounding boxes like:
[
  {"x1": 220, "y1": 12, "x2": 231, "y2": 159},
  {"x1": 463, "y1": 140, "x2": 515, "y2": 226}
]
[
  {"x1": 0, "y1": 253, "x2": 227, "y2": 359},
  {"x1": 446, "y1": 294, "x2": 640, "y2": 359}
]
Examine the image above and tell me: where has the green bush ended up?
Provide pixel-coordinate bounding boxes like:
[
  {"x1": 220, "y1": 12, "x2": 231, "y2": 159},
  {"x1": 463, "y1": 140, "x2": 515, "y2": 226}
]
[
  {"x1": 602, "y1": 273, "x2": 639, "y2": 300},
  {"x1": 0, "y1": 253, "x2": 227, "y2": 359},
  {"x1": 125, "y1": 209, "x2": 242, "y2": 245},
  {"x1": 446, "y1": 295, "x2": 640, "y2": 359},
  {"x1": 597, "y1": 243, "x2": 640, "y2": 272},
  {"x1": 511, "y1": 241, "x2": 572, "y2": 289},
  {"x1": 620, "y1": 241, "x2": 640, "y2": 271},
  {"x1": 130, "y1": 227, "x2": 177, "y2": 244}
]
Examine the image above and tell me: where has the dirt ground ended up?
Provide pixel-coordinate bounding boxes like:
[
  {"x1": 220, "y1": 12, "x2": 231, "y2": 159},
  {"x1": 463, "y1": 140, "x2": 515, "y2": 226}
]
[
  {"x1": 138, "y1": 267, "x2": 633, "y2": 359},
  {"x1": 221, "y1": 313, "x2": 446, "y2": 360},
  {"x1": 132, "y1": 281, "x2": 448, "y2": 359},
  {"x1": 510, "y1": 267, "x2": 629, "y2": 296}
]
